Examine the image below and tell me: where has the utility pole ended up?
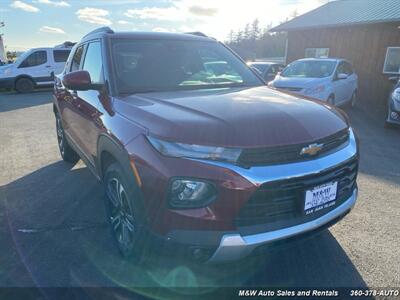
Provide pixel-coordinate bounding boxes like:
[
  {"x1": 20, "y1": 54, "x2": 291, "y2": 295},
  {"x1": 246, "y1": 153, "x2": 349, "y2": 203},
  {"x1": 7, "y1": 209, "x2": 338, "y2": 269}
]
[{"x1": 0, "y1": 21, "x2": 6, "y2": 63}]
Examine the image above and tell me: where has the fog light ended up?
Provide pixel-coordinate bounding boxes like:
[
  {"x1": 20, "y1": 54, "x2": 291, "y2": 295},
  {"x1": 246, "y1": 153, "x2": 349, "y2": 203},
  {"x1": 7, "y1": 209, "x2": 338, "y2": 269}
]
[
  {"x1": 391, "y1": 112, "x2": 399, "y2": 120},
  {"x1": 168, "y1": 178, "x2": 216, "y2": 208}
]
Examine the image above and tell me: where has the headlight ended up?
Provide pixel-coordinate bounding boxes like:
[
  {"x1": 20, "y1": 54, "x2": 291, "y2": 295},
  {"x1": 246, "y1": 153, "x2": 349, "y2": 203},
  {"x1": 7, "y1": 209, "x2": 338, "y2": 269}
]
[
  {"x1": 168, "y1": 178, "x2": 216, "y2": 208},
  {"x1": 304, "y1": 85, "x2": 325, "y2": 95},
  {"x1": 0, "y1": 67, "x2": 12, "y2": 76},
  {"x1": 147, "y1": 136, "x2": 242, "y2": 163},
  {"x1": 392, "y1": 88, "x2": 400, "y2": 103}
]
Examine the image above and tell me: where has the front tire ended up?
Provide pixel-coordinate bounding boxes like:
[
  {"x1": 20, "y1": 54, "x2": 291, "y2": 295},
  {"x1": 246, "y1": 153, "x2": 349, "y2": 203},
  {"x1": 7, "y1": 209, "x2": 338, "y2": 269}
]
[
  {"x1": 350, "y1": 91, "x2": 357, "y2": 108},
  {"x1": 104, "y1": 162, "x2": 146, "y2": 260},
  {"x1": 15, "y1": 77, "x2": 35, "y2": 93},
  {"x1": 327, "y1": 95, "x2": 335, "y2": 106},
  {"x1": 55, "y1": 113, "x2": 79, "y2": 163}
]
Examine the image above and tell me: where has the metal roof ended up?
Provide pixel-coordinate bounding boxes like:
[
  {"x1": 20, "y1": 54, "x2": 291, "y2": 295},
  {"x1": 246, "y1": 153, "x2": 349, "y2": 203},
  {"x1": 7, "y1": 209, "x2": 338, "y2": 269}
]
[{"x1": 270, "y1": 0, "x2": 400, "y2": 32}]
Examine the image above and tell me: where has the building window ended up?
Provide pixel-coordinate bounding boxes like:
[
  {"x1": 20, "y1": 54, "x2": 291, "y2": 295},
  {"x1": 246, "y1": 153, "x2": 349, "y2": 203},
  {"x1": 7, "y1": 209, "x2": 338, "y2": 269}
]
[
  {"x1": 305, "y1": 48, "x2": 330, "y2": 58},
  {"x1": 383, "y1": 47, "x2": 400, "y2": 74}
]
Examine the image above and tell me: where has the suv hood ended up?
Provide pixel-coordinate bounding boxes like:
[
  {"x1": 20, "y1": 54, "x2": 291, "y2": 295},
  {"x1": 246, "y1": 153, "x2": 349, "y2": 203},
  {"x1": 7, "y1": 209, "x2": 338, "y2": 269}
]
[{"x1": 115, "y1": 86, "x2": 348, "y2": 148}]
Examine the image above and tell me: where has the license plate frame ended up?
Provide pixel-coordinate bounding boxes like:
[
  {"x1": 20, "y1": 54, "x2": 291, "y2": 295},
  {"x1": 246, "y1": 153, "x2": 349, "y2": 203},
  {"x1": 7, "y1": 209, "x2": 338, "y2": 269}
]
[{"x1": 304, "y1": 181, "x2": 338, "y2": 215}]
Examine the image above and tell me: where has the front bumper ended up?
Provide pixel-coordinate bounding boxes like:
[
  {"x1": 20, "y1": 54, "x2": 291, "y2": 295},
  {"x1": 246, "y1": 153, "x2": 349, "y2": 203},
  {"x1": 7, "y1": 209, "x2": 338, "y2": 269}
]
[
  {"x1": 209, "y1": 188, "x2": 357, "y2": 262},
  {"x1": 127, "y1": 129, "x2": 358, "y2": 261},
  {"x1": 387, "y1": 98, "x2": 400, "y2": 125},
  {"x1": 0, "y1": 77, "x2": 14, "y2": 89}
]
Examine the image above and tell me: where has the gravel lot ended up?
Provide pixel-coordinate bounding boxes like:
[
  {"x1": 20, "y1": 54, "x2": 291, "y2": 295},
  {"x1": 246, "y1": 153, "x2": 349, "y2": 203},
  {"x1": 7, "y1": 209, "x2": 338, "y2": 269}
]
[{"x1": 0, "y1": 91, "x2": 399, "y2": 295}]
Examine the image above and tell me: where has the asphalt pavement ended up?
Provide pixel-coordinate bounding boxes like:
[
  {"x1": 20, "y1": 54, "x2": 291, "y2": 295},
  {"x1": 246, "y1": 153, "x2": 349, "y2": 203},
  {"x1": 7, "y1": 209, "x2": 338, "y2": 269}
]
[{"x1": 0, "y1": 91, "x2": 399, "y2": 297}]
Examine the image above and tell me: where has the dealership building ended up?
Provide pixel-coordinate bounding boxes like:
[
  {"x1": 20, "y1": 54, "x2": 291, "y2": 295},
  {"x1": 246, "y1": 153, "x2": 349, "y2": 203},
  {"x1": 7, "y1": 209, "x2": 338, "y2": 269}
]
[{"x1": 271, "y1": 0, "x2": 400, "y2": 106}]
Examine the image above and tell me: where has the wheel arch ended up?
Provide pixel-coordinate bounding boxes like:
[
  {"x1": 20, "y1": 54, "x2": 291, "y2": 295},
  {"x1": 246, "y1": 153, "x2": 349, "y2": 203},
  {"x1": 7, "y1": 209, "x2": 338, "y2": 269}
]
[
  {"x1": 14, "y1": 75, "x2": 36, "y2": 89},
  {"x1": 97, "y1": 134, "x2": 139, "y2": 186}
]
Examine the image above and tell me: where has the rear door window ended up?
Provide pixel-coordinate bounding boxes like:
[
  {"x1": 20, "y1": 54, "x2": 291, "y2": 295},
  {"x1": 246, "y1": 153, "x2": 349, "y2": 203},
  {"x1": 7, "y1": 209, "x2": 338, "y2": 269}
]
[
  {"x1": 53, "y1": 50, "x2": 71, "y2": 63},
  {"x1": 18, "y1": 50, "x2": 47, "y2": 68}
]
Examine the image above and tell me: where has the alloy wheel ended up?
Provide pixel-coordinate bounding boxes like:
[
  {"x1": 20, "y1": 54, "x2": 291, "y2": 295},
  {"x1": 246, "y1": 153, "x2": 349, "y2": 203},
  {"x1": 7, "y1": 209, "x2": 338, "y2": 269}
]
[
  {"x1": 56, "y1": 116, "x2": 65, "y2": 157},
  {"x1": 106, "y1": 177, "x2": 136, "y2": 252}
]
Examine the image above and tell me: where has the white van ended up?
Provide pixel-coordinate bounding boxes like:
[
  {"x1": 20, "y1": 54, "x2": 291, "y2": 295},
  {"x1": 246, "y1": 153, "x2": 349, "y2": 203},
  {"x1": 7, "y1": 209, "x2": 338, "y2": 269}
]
[{"x1": 0, "y1": 44, "x2": 73, "y2": 93}]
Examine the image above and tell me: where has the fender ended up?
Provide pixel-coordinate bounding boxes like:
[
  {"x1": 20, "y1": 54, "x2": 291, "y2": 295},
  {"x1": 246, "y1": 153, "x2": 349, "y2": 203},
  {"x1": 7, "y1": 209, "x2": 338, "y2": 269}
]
[{"x1": 97, "y1": 134, "x2": 139, "y2": 187}]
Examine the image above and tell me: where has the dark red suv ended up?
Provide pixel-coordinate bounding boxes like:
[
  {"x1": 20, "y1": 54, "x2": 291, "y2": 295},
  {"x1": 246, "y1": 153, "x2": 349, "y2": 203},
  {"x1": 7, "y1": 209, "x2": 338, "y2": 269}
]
[{"x1": 53, "y1": 27, "x2": 359, "y2": 262}]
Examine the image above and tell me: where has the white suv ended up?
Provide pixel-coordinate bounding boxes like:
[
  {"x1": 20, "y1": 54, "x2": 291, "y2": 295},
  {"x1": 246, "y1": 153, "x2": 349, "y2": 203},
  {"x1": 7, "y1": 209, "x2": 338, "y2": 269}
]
[{"x1": 0, "y1": 45, "x2": 72, "y2": 93}]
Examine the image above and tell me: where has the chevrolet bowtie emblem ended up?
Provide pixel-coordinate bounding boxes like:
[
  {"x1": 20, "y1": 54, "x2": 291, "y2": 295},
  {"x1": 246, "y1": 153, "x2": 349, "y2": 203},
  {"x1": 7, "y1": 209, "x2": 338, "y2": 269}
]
[{"x1": 300, "y1": 143, "x2": 323, "y2": 156}]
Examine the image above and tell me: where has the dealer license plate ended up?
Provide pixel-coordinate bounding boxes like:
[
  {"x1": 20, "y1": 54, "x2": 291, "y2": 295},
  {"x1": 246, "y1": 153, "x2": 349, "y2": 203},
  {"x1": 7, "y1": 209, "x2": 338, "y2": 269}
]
[{"x1": 304, "y1": 182, "x2": 338, "y2": 214}]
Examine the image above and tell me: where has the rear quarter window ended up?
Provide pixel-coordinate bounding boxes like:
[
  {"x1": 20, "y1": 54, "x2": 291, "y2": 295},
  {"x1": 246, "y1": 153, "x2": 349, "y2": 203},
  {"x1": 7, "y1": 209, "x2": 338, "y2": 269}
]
[{"x1": 53, "y1": 50, "x2": 71, "y2": 63}]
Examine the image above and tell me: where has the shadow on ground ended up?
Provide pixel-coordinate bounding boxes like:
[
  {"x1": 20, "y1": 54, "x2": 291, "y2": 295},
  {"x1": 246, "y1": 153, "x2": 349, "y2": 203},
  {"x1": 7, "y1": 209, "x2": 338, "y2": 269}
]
[
  {"x1": 1, "y1": 160, "x2": 368, "y2": 298},
  {"x1": 0, "y1": 89, "x2": 53, "y2": 113}
]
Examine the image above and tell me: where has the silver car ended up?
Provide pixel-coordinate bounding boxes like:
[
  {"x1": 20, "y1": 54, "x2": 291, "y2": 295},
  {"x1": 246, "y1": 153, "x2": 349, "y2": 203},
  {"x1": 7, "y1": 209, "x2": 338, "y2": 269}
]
[{"x1": 269, "y1": 58, "x2": 358, "y2": 107}]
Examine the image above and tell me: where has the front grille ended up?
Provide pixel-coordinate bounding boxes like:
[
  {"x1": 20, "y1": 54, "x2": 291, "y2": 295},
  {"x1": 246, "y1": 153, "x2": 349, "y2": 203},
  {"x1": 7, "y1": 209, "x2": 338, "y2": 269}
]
[
  {"x1": 277, "y1": 86, "x2": 303, "y2": 92},
  {"x1": 238, "y1": 129, "x2": 349, "y2": 167},
  {"x1": 235, "y1": 158, "x2": 358, "y2": 229}
]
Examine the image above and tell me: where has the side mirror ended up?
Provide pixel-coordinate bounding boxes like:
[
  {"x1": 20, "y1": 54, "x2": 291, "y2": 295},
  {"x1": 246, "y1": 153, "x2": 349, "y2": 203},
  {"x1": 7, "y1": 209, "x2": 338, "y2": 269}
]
[
  {"x1": 62, "y1": 70, "x2": 102, "y2": 91},
  {"x1": 337, "y1": 73, "x2": 348, "y2": 80}
]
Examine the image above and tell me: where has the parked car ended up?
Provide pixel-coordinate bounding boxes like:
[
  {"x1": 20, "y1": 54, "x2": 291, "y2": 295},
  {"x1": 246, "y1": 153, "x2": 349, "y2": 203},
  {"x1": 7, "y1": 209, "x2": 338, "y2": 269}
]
[
  {"x1": 0, "y1": 44, "x2": 72, "y2": 93},
  {"x1": 53, "y1": 27, "x2": 359, "y2": 263},
  {"x1": 247, "y1": 61, "x2": 285, "y2": 83},
  {"x1": 269, "y1": 58, "x2": 358, "y2": 107},
  {"x1": 385, "y1": 76, "x2": 400, "y2": 127}
]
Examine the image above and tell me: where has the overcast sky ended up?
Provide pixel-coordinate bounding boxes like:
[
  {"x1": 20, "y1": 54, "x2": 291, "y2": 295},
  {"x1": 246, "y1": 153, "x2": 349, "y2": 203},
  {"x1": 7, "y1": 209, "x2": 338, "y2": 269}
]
[{"x1": 0, "y1": 0, "x2": 328, "y2": 51}]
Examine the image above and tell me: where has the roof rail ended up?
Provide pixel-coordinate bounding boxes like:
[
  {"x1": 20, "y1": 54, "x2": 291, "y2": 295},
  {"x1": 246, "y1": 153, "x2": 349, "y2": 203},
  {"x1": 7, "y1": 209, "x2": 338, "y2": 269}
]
[
  {"x1": 83, "y1": 27, "x2": 114, "y2": 38},
  {"x1": 185, "y1": 32, "x2": 208, "y2": 38}
]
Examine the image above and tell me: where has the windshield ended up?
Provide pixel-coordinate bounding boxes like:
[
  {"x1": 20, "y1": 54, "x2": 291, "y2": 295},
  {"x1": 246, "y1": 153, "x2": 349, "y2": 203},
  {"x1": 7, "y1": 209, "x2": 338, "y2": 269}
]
[
  {"x1": 111, "y1": 39, "x2": 263, "y2": 94},
  {"x1": 13, "y1": 50, "x2": 30, "y2": 65},
  {"x1": 281, "y1": 60, "x2": 336, "y2": 78}
]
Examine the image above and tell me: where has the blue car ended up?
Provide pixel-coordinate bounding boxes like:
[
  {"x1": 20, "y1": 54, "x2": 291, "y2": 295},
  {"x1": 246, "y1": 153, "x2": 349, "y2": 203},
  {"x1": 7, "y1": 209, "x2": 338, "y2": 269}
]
[
  {"x1": 385, "y1": 77, "x2": 400, "y2": 127},
  {"x1": 269, "y1": 58, "x2": 358, "y2": 107}
]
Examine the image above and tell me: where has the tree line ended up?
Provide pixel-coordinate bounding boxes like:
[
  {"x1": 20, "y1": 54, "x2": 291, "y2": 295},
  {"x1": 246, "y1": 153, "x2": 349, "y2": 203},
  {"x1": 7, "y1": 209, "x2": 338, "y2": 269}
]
[{"x1": 225, "y1": 18, "x2": 290, "y2": 61}]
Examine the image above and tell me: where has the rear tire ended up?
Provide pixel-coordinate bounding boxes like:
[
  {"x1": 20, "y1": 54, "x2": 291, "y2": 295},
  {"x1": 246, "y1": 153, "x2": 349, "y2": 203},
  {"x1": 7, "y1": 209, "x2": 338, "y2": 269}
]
[
  {"x1": 55, "y1": 113, "x2": 79, "y2": 163},
  {"x1": 350, "y1": 91, "x2": 357, "y2": 108},
  {"x1": 15, "y1": 77, "x2": 35, "y2": 93},
  {"x1": 103, "y1": 162, "x2": 147, "y2": 261}
]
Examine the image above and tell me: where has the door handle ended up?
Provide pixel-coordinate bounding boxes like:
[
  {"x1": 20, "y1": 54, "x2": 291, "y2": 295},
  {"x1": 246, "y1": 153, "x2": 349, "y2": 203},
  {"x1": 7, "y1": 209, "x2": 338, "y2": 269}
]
[{"x1": 45, "y1": 65, "x2": 52, "y2": 68}]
